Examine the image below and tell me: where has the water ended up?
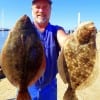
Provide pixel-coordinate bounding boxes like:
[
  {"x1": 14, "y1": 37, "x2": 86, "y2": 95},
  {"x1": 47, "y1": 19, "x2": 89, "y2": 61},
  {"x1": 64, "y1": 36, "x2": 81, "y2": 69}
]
[{"x1": 0, "y1": 31, "x2": 9, "y2": 51}]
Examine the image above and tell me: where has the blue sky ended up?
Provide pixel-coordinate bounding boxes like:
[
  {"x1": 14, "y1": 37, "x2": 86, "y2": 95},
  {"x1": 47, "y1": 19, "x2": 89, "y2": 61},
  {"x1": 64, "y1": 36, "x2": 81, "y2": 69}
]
[{"x1": 0, "y1": 0, "x2": 100, "y2": 30}]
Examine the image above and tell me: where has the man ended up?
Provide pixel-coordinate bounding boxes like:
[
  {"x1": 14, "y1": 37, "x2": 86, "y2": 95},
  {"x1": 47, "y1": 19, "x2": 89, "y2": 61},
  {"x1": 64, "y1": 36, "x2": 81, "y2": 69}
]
[{"x1": 28, "y1": 0, "x2": 68, "y2": 99}]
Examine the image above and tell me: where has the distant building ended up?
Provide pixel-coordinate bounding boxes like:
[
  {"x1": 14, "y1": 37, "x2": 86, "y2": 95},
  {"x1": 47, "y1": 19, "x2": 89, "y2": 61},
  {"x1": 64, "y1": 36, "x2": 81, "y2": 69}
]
[{"x1": 0, "y1": 28, "x2": 9, "y2": 31}]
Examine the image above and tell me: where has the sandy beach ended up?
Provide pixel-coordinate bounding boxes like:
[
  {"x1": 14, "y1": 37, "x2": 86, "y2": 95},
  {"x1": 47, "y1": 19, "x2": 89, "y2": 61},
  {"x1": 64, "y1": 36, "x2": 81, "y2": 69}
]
[
  {"x1": 0, "y1": 72, "x2": 100, "y2": 100},
  {"x1": 0, "y1": 74, "x2": 66, "y2": 100},
  {"x1": 0, "y1": 78, "x2": 16, "y2": 100}
]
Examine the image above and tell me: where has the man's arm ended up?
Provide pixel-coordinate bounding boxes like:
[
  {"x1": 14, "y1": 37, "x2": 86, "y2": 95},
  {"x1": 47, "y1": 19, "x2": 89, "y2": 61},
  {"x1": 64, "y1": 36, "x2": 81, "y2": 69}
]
[{"x1": 57, "y1": 29, "x2": 70, "y2": 48}]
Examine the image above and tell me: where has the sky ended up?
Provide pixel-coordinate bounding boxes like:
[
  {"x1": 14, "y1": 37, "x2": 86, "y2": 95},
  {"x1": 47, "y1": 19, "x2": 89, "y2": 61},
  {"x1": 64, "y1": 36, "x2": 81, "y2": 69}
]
[{"x1": 0, "y1": 0, "x2": 100, "y2": 30}]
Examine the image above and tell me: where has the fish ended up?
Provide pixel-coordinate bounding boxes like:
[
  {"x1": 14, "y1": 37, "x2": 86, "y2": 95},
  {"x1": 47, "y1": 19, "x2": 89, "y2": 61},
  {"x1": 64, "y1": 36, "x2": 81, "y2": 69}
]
[
  {"x1": 0, "y1": 15, "x2": 46, "y2": 100},
  {"x1": 58, "y1": 21, "x2": 97, "y2": 100}
]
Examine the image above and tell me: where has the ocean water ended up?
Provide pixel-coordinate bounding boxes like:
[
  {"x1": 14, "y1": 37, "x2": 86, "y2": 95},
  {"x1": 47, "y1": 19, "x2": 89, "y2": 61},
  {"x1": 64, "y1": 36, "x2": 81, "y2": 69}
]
[{"x1": 0, "y1": 31, "x2": 9, "y2": 51}]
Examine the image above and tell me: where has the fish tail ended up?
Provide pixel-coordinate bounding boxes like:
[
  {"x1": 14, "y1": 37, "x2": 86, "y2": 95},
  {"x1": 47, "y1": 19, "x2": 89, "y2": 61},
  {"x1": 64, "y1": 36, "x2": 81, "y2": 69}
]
[
  {"x1": 17, "y1": 87, "x2": 31, "y2": 100},
  {"x1": 63, "y1": 86, "x2": 78, "y2": 100}
]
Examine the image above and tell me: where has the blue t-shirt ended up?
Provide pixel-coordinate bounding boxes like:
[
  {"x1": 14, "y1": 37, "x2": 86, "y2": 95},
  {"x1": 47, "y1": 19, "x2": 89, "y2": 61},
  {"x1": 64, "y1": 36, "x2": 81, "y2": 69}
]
[
  {"x1": 33, "y1": 23, "x2": 64, "y2": 88},
  {"x1": 28, "y1": 23, "x2": 65, "y2": 99}
]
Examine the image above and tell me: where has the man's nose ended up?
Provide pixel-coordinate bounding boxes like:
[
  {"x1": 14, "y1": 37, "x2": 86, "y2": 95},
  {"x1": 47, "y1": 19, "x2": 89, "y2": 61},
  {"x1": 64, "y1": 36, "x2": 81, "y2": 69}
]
[{"x1": 38, "y1": 8, "x2": 45, "y2": 12}]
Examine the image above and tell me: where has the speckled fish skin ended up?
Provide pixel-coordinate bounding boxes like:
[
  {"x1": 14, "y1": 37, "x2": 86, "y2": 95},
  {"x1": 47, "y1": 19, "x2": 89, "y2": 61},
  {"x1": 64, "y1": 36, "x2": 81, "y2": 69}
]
[
  {"x1": 0, "y1": 15, "x2": 45, "y2": 100},
  {"x1": 64, "y1": 21, "x2": 97, "y2": 90},
  {"x1": 58, "y1": 21, "x2": 97, "y2": 100}
]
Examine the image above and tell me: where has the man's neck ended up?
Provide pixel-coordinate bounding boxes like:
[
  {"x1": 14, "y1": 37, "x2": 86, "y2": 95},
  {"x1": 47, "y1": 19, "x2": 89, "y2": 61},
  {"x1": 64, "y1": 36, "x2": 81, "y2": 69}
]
[{"x1": 34, "y1": 22, "x2": 48, "y2": 32}]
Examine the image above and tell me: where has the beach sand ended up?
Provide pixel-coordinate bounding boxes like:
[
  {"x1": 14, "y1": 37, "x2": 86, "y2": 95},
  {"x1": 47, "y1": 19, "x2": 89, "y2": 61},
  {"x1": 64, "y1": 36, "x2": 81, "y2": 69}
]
[
  {"x1": 0, "y1": 74, "x2": 66, "y2": 100},
  {"x1": 0, "y1": 72, "x2": 100, "y2": 100},
  {"x1": 0, "y1": 78, "x2": 16, "y2": 100}
]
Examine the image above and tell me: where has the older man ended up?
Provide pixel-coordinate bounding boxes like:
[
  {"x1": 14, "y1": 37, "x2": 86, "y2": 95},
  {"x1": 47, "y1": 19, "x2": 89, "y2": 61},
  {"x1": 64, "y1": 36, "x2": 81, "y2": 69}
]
[{"x1": 28, "y1": 0, "x2": 68, "y2": 100}]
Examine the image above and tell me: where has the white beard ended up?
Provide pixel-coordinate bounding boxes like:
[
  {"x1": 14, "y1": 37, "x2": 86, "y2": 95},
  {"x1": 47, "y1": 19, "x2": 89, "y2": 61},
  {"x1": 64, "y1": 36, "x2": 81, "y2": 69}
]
[
  {"x1": 32, "y1": 12, "x2": 48, "y2": 24},
  {"x1": 36, "y1": 17, "x2": 47, "y2": 24}
]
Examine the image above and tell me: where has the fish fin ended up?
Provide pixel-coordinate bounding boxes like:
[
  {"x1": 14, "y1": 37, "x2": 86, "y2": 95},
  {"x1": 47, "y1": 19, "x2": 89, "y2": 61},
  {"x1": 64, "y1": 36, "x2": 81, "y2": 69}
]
[
  {"x1": 63, "y1": 87, "x2": 78, "y2": 100},
  {"x1": 17, "y1": 88, "x2": 31, "y2": 100}
]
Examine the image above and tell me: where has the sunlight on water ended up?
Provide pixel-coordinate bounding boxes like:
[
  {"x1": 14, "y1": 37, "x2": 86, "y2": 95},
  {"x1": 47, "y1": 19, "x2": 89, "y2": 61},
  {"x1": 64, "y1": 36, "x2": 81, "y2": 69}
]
[{"x1": 1, "y1": 31, "x2": 5, "y2": 37}]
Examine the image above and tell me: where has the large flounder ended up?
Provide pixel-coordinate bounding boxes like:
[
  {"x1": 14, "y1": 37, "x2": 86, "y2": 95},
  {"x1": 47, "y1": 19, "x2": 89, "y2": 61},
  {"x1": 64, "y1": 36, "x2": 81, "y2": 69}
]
[
  {"x1": 0, "y1": 15, "x2": 46, "y2": 100},
  {"x1": 58, "y1": 21, "x2": 97, "y2": 100}
]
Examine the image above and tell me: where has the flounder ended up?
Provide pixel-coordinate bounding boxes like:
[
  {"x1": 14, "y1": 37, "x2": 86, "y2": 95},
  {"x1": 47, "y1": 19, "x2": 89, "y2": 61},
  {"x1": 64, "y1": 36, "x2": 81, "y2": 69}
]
[
  {"x1": 0, "y1": 15, "x2": 46, "y2": 100},
  {"x1": 58, "y1": 21, "x2": 97, "y2": 100}
]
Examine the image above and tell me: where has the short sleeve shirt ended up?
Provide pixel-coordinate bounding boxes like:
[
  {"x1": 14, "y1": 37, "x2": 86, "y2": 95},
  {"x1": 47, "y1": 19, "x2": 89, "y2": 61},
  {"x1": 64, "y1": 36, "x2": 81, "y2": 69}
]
[{"x1": 34, "y1": 23, "x2": 64, "y2": 88}]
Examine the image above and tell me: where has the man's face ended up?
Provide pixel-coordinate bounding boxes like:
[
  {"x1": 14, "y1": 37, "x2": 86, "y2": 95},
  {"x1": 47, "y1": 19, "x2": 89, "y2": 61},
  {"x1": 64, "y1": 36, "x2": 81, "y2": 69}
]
[{"x1": 32, "y1": 1, "x2": 51, "y2": 24}]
